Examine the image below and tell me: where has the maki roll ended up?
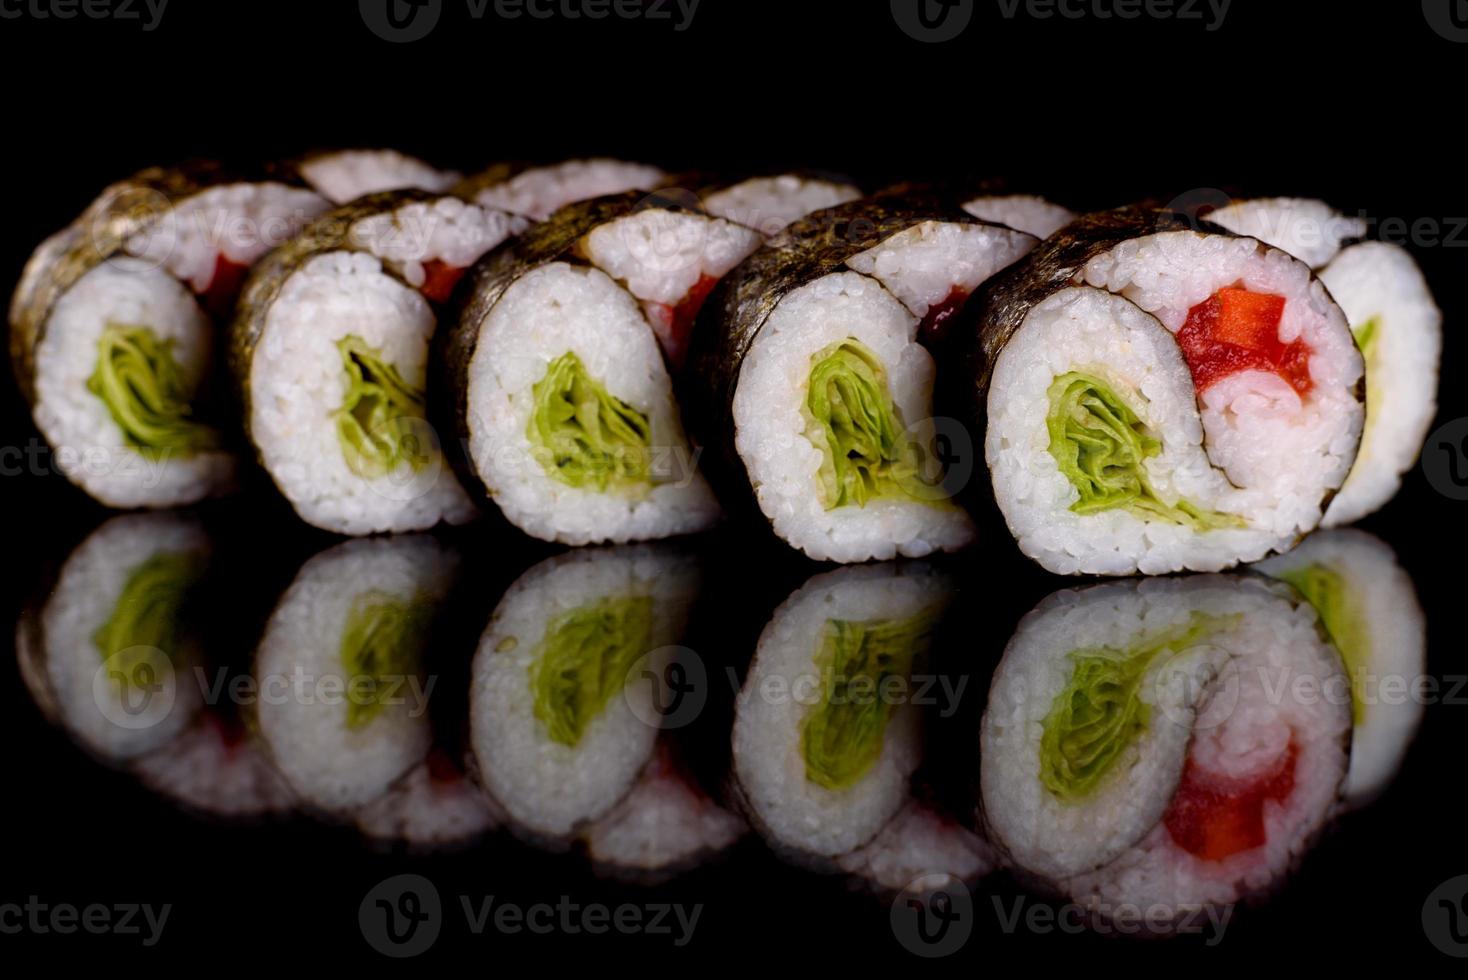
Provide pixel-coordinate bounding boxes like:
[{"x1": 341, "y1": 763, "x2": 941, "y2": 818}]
[
  {"x1": 966, "y1": 206, "x2": 1364, "y2": 575},
  {"x1": 456, "y1": 158, "x2": 666, "y2": 221},
  {"x1": 253, "y1": 536, "x2": 458, "y2": 818},
  {"x1": 289, "y1": 148, "x2": 462, "y2": 205},
  {"x1": 660, "y1": 172, "x2": 862, "y2": 237},
  {"x1": 730, "y1": 564, "x2": 953, "y2": 860},
  {"x1": 1257, "y1": 530, "x2": 1424, "y2": 807},
  {"x1": 469, "y1": 546, "x2": 700, "y2": 842},
  {"x1": 689, "y1": 198, "x2": 1036, "y2": 563},
  {"x1": 961, "y1": 193, "x2": 1075, "y2": 240},
  {"x1": 980, "y1": 576, "x2": 1349, "y2": 924},
  {"x1": 9, "y1": 163, "x2": 328, "y2": 507},
  {"x1": 1206, "y1": 197, "x2": 1367, "y2": 270},
  {"x1": 17, "y1": 513, "x2": 209, "y2": 762},
  {"x1": 442, "y1": 193, "x2": 761, "y2": 544},
  {"x1": 1317, "y1": 243, "x2": 1441, "y2": 525},
  {"x1": 231, "y1": 191, "x2": 524, "y2": 535}
]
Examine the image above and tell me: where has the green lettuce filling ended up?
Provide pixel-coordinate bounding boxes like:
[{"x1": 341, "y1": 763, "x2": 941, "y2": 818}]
[
  {"x1": 1274, "y1": 563, "x2": 1369, "y2": 724},
  {"x1": 801, "y1": 610, "x2": 937, "y2": 791},
  {"x1": 1046, "y1": 372, "x2": 1242, "y2": 531},
  {"x1": 806, "y1": 339, "x2": 933, "y2": 510},
  {"x1": 529, "y1": 595, "x2": 654, "y2": 747},
  {"x1": 334, "y1": 335, "x2": 431, "y2": 479},
  {"x1": 1353, "y1": 315, "x2": 1380, "y2": 359},
  {"x1": 529, "y1": 352, "x2": 653, "y2": 493},
  {"x1": 1039, "y1": 613, "x2": 1228, "y2": 802},
  {"x1": 87, "y1": 323, "x2": 217, "y2": 455},
  {"x1": 92, "y1": 550, "x2": 201, "y2": 690},
  {"x1": 339, "y1": 590, "x2": 431, "y2": 730}
]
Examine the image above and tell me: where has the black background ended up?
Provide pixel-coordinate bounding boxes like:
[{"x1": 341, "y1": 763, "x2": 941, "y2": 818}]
[{"x1": 2, "y1": 0, "x2": 1466, "y2": 967}]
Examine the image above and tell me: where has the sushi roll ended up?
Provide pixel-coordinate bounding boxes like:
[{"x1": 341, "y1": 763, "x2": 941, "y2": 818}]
[
  {"x1": 132, "y1": 712, "x2": 295, "y2": 820},
  {"x1": 288, "y1": 148, "x2": 462, "y2": 205},
  {"x1": 961, "y1": 193, "x2": 1075, "y2": 240},
  {"x1": 441, "y1": 193, "x2": 761, "y2": 545},
  {"x1": 688, "y1": 198, "x2": 1036, "y2": 563},
  {"x1": 9, "y1": 162, "x2": 329, "y2": 507},
  {"x1": 17, "y1": 513, "x2": 209, "y2": 762},
  {"x1": 730, "y1": 564, "x2": 954, "y2": 861},
  {"x1": 1257, "y1": 530, "x2": 1424, "y2": 807},
  {"x1": 659, "y1": 172, "x2": 862, "y2": 237},
  {"x1": 963, "y1": 206, "x2": 1364, "y2": 575},
  {"x1": 455, "y1": 157, "x2": 666, "y2": 221},
  {"x1": 582, "y1": 739, "x2": 746, "y2": 882},
  {"x1": 1317, "y1": 243, "x2": 1442, "y2": 525},
  {"x1": 981, "y1": 575, "x2": 1350, "y2": 925},
  {"x1": 469, "y1": 546, "x2": 700, "y2": 843},
  {"x1": 253, "y1": 536, "x2": 458, "y2": 818},
  {"x1": 231, "y1": 191, "x2": 524, "y2": 535},
  {"x1": 1206, "y1": 197, "x2": 1367, "y2": 270}
]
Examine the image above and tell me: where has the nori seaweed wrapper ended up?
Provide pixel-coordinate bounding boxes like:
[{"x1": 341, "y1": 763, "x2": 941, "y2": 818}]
[
  {"x1": 681, "y1": 195, "x2": 995, "y2": 520},
  {"x1": 434, "y1": 190, "x2": 712, "y2": 503}
]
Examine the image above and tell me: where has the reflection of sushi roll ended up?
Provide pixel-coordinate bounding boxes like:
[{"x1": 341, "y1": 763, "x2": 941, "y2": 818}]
[
  {"x1": 132, "y1": 713, "x2": 295, "y2": 820},
  {"x1": 964, "y1": 206, "x2": 1364, "y2": 575},
  {"x1": 690, "y1": 199, "x2": 1035, "y2": 562},
  {"x1": 254, "y1": 536, "x2": 458, "y2": 817},
  {"x1": 469, "y1": 546, "x2": 700, "y2": 842},
  {"x1": 231, "y1": 191, "x2": 524, "y2": 534},
  {"x1": 289, "y1": 148, "x2": 462, "y2": 205},
  {"x1": 23, "y1": 513, "x2": 210, "y2": 762},
  {"x1": 982, "y1": 576, "x2": 1349, "y2": 923},
  {"x1": 456, "y1": 158, "x2": 666, "y2": 221},
  {"x1": 1318, "y1": 243, "x2": 1441, "y2": 525},
  {"x1": 835, "y1": 796, "x2": 995, "y2": 896},
  {"x1": 9, "y1": 163, "x2": 328, "y2": 507},
  {"x1": 1258, "y1": 530, "x2": 1424, "y2": 807},
  {"x1": 961, "y1": 194, "x2": 1075, "y2": 240},
  {"x1": 731, "y1": 564, "x2": 954, "y2": 860},
  {"x1": 442, "y1": 193, "x2": 761, "y2": 544},
  {"x1": 1206, "y1": 197, "x2": 1367, "y2": 270},
  {"x1": 355, "y1": 753, "x2": 502, "y2": 848},
  {"x1": 582, "y1": 740, "x2": 745, "y2": 882}
]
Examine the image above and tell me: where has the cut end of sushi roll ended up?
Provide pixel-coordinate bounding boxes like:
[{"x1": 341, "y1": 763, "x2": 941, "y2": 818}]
[
  {"x1": 732, "y1": 564, "x2": 951, "y2": 859},
  {"x1": 459, "y1": 158, "x2": 666, "y2": 221},
  {"x1": 254, "y1": 536, "x2": 458, "y2": 817},
  {"x1": 982, "y1": 576, "x2": 1349, "y2": 920},
  {"x1": 1318, "y1": 242, "x2": 1442, "y2": 526},
  {"x1": 1257, "y1": 529, "x2": 1425, "y2": 807},
  {"x1": 1206, "y1": 197, "x2": 1367, "y2": 270},
  {"x1": 295, "y1": 149, "x2": 462, "y2": 205},
  {"x1": 470, "y1": 547, "x2": 700, "y2": 842},
  {"x1": 961, "y1": 193, "x2": 1075, "y2": 239},
  {"x1": 236, "y1": 193, "x2": 524, "y2": 535},
  {"x1": 697, "y1": 174, "x2": 862, "y2": 236}
]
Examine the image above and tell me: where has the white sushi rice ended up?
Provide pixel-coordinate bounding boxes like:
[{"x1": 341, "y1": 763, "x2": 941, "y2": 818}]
[
  {"x1": 298, "y1": 149, "x2": 462, "y2": 205},
  {"x1": 701, "y1": 175, "x2": 862, "y2": 236},
  {"x1": 39, "y1": 513, "x2": 207, "y2": 762},
  {"x1": 1319, "y1": 243, "x2": 1442, "y2": 526},
  {"x1": 465, "y1": 262, "x2": 721, "y2": 545},
  {"x1": 469, "y1": 547, "x2": 699, "y2": 841},
  {"x1": 125, "y1": 181, "x2": 328, "y2": 294},
  {"x1": 987, "y1": 287, "x2": 1284, "y2": 575},
  {"x1": 845, "y1": 219, "x2": 1037, "y2": 320},
  {"x1": 1207, "y1": 197, "x2": 1367, "y2": 270},
  {"x1": 133, "y1": 715, "x2": 295, "y2": 818},
  {"x1": 355, "y1": 761, "x2": 503, "y2": 847},
  {"x1": 255, "y1": 536, "x2": 456, "y2": 816},
  {"x1": 731, "y1": 565, "x2": 944, "y2": 858},
  {"x1": 1257, "y1": 529, "x2": 1425, "y2": 807},
  {"x1": 962, "y1": 194, "x2": 1076, "y2": 239},
  {"x1": 251, "y1": 199, "x2": 519, "y2": 534},
  {"x1": 835, "y1": 799, "x2": 996, "y2": 894},
  {"x1": 33, "y1": 258, "x2": 235, "y2": 507},
  {"x1": 466, "y1": 158, "x2": 666, "y2": 220},
  {"x1": 735, "y1": 273, "x2": 972, "y2": 563},
  {"x1": 1081, "y1": 230, "x2": 1363, "y2": 527}
]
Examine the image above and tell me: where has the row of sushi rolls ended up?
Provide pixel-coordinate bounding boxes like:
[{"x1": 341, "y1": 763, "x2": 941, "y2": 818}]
[{"x1": 10, "y1": 151, "x2": 1439, "y2": 930}]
